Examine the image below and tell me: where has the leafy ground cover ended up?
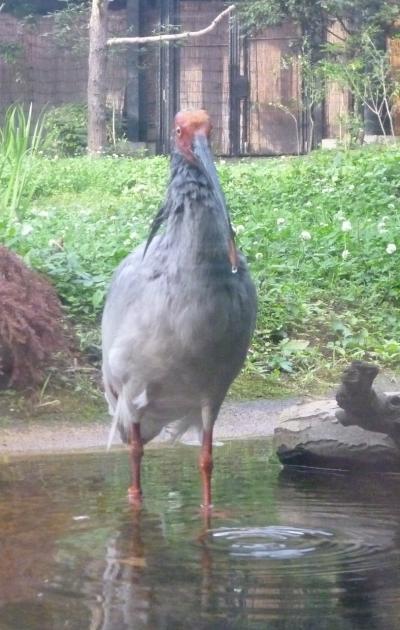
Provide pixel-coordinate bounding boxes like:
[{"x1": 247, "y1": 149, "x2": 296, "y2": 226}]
[{"x1": 2, "y1": 144, "x2": 400, "y2": 398}]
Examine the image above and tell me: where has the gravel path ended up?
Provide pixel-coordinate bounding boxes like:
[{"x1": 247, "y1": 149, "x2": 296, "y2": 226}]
[{"x1": 0, "y1": 398, "x2": 300, "y2": 456}]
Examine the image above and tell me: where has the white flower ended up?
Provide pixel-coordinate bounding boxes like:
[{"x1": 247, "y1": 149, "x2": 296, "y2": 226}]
[
  {"x1": 235, "y1": 224, "x2": 245, "y2": 235},
  {"x1": 277, "y1": 217, "x2": 285, "y2": 226},
  {"x1": 386, "y1": 243, "x2": 396, "y2": 255},
  {"x1": 21, "y1": 223, "x2": 33, "y2": 236},
  {"x1": 300, "y1": 230, "x2": 312, "y2": 241},
  {"x1": 255, "y1": 252, "x2": 263, "y2": 260},
  {"x1": 305, "y1": 201, "x2": 312, "y2": 208},
  {"x1": 378, "y1": 216, "x2": 388, "y2": 233},
  {"x1": 341, "y1": 219, "x2": 352, "y2": 232},
  {"x1": 342, "y1": 249, "x2": 350, "y2": 260}
]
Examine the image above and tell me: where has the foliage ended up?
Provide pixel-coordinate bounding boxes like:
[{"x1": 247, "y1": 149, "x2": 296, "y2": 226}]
[
  {"x1": 322, "y1": 29, "x2": 400, "y2": 137},
  {"x1": 2, "y1": 0, "x2": 87, "y2": 18},
  {"x1": 296, "y1": 40, "x2": 326, "y2": 150},
  {"x1": 335, "y1": 112, "x2": 364, "y2": 148},
  {"x1": 277, "y1": 38, "x2": 326, "y2": 153},
  {"x1": 0, "y1": 43, "x2": 23, "y2": 64},
  {"x1": 49, "y1": 1, "x2": 90, "y2": 55},
  {"x1": 0, "y1": 104, "x2": 46, "y2": 221},
  {"x1": 42, "y1": 103, "x2": 126, "y2": 157},
  {"x1": 0, "y1": 246, "x2": 72, "y2": 388},
  {"x1": 273, "y1": 26, "x2": 399, "y2": 149},
  {"x1": 1, "y1": 145, "x2": 400, "y2": 381},
  {"x1": 43, "y1": 104, "x2": 88, "y2": 157},
  {"x1": 238, "y1": 0, "x2": 400, "y2": 37}
]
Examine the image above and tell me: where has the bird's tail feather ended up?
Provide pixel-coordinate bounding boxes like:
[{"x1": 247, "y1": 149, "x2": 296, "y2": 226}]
[
  {"x1": 106, "y1": 385, "x2": 135, "y2": 450},
  {"x1": 161, "y1": 414, "x2": 202, "y2": 444}
]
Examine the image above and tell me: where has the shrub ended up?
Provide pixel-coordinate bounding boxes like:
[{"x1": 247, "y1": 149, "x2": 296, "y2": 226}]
[
  {"x1": 0, "y1": 103, "x2": 45, "y2": 219},
  {"x1": 43, "y1": 104, "x2": 88, "y2": 157},
  {"x1": 0, "y1": 246, "x2": 73, "y2": 388},
  {"x1": 43, "y1": 104, "x2": 125, "y2": 157}
]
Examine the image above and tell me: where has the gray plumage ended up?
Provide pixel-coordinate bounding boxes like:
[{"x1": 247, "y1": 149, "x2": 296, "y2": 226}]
[{"x1": 102, "y1": 140, "x2": 257, "y2": 450}]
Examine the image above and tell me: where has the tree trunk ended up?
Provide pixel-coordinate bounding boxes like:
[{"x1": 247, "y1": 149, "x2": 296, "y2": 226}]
[{"x1": 88, "y1": 0, "x2": 109, "y2": 155}]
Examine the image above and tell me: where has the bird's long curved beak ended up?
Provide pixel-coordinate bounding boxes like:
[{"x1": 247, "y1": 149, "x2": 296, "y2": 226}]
[
  {"x1": 193, "y1": 132, "x2": 230, "y2": 225},
  {"x1": 193, "y1": 132, "x2": 237, "y2": 269}
]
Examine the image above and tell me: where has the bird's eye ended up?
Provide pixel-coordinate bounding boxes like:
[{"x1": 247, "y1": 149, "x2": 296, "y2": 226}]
[{"x1": 176, "y1": 127, "x2": 181, "y2": 136}]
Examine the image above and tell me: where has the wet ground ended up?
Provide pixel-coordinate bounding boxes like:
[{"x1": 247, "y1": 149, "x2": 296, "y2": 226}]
[{"x1": 2, "y1": 440, "x2": 400, "y2": 629}]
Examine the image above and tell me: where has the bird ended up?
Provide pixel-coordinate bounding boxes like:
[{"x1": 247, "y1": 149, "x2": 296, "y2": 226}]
[{"x1": 101, "y1": 109, "x2": 257, "y2": 508}]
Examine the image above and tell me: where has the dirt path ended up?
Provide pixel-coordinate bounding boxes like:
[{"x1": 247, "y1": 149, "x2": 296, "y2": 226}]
[{"x1": 0, "y1": 398, "x2": 300, "y2": 456}]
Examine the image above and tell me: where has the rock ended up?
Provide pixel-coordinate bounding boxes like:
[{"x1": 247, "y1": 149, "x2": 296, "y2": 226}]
[{"x1": 274, "y1": 399, "x2": 400, "y2": 471}]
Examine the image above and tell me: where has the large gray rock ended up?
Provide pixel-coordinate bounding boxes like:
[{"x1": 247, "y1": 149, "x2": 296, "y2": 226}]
[{"x1": 274, "y1": 399, "x2": 400, "y2": 471}]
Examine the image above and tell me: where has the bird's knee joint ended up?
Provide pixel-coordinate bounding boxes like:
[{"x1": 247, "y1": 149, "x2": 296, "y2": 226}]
[{"x1": 199, "y1": 453, "x2": 213, "y2": 474}]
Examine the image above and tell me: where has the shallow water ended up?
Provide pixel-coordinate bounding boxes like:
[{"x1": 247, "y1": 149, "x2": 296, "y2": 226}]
[{"x1": 1, "y1": 440, "x2": 400, "y2": 629}]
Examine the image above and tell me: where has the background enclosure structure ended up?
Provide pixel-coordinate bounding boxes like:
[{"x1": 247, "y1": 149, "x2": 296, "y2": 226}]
[
  {"x1": 0, "y1": 11, "x2": 128, "y2": 121},
  {"x1": 0, "y1": 0, "x2": 398, "y2": 155}
]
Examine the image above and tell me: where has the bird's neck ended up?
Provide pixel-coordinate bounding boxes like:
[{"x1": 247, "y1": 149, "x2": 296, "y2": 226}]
[{"x1": 164, "y1": 154, "x2": 235, "y2": 271}]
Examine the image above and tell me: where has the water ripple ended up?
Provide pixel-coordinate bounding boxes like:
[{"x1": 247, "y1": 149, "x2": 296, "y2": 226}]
[{"x1": 205, "y1": 523, "x2": 399, "y2": 576}]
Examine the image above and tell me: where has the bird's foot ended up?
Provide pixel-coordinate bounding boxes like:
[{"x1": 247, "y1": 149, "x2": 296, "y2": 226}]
[{"x1": 199, "y1": 503, "x2": 213, "y2": 529}]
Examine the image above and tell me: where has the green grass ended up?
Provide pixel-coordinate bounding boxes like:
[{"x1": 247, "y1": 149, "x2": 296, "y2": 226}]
[{"x1": 2, "y1": 144, "x2": 400, "y2": 394}]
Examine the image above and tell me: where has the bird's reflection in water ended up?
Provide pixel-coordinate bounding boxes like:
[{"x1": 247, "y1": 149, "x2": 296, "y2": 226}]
[
  {"x1": 97, "y1": 506, "x2": 216, "y2": 629},
  {"x1": 100, "y1": 508, "x2": 149, "y2": 628},
  {"x1": 93, "y1": 469, "x2": 400, "y2": 630},
  {"x1": 2, "y1": 447, "x2": 400, "y2": 630}
]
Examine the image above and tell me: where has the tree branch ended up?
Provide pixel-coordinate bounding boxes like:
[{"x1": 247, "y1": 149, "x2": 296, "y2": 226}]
[
  {"x1": 326, "y1": 28, "x2": 347, "y2": 43},
  {"x1": 334, "y1": 15, "x2": 353, "y2": 36},
  {"x1": 107, "y1": 4, "x2": 235, "y2": 46}
]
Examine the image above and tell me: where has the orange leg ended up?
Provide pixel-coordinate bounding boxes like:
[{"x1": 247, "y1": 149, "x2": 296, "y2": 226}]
[
  {"x1": 199, "y1": 428, "x2": 213, "y2": 509},
  {"x1": 128, "y1": 423, "x2": 144, "y2": 503}
]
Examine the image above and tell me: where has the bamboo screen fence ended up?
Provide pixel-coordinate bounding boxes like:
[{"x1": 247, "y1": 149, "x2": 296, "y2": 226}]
[{"x1": 247, "y1": 21, "x2": 301, "y2": 154}]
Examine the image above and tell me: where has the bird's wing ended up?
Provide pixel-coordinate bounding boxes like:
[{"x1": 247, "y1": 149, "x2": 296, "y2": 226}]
[{"x1": 102, "y1": 237, "x2": 176, "y2": 388}]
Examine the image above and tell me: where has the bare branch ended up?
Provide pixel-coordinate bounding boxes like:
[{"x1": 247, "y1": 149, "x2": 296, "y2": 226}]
[
  {"x1": 326, "y1": 28, "x2": 347, "y2": 43},
  {"x1": 107, "y1": 4, "x2": 235, "y2": 46},
  {"x1": 335, "y1": 16, "x2": 353, "y2": 36}
]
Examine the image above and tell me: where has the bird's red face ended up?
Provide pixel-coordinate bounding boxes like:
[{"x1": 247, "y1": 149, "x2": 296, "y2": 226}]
[{"x1": 174, "y1": 110, "x2": 213, "y2": 163}]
